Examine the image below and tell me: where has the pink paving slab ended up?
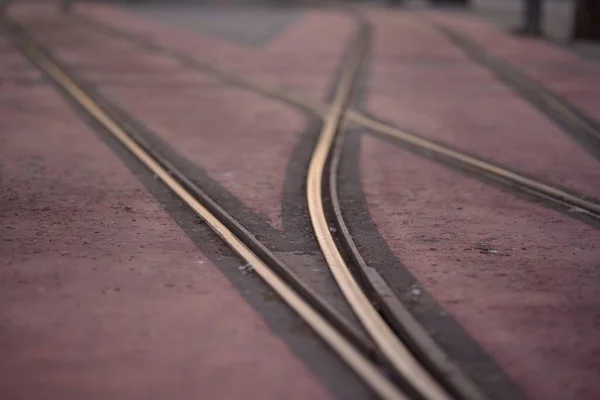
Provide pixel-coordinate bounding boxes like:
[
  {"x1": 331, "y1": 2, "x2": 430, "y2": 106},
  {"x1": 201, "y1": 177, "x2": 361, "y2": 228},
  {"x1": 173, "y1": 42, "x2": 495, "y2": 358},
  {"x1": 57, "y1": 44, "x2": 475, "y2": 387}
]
[
  {"x1": 359, "y1": 134, "x2": 600, "y2": 400},
  {"x1": 0, "y1": 37, "x2": 331, "y2": 400},
  {"x1": 363, "y1": 9, "x2": 600, "y2": 200},
  {"x1": 76, "y1": 2, "x2": 355, "y2": 103}
]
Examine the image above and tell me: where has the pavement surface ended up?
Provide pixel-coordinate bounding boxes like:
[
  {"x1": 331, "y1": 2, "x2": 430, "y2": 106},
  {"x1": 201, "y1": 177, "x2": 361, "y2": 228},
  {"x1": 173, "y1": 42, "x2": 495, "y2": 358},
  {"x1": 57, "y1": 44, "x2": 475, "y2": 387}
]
[{"x1": 1, "y1": 1, "x2": 599, "y2": 400}]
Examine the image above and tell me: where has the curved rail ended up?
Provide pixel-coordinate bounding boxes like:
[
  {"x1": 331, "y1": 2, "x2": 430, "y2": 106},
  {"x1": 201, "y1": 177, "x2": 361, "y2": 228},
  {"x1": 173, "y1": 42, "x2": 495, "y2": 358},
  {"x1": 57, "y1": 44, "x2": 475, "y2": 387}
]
[{"x1": 305, "y1": 21, "x2": 453, "y2": 400}]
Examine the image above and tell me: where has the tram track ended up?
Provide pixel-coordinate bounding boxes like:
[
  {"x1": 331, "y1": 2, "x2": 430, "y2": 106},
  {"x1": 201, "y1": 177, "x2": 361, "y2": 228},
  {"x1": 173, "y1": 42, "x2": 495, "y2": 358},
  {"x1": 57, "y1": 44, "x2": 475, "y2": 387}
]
[
  {"x1": 72, "y1": 12, "x2": 600, "y2": 221},
  {"x1": 3, "y1": 7, "x2": 598, "y2": 400},
  {"x1": 2, "y1": 11, "x2": 483, "y2": 400}
]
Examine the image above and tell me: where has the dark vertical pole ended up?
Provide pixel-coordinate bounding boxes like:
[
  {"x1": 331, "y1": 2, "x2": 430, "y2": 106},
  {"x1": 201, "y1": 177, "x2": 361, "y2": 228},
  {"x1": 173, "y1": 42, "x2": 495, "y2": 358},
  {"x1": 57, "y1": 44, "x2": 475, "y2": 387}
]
[
  {"x1": 573, "y1": 0, "x2": 600, "y2": 41},
  {"x1": 0, "y1": 0, "x2": 12, "y2": 17},
  {"x1": 522, "y1": 0, "x2": 543, "y2": 35}
]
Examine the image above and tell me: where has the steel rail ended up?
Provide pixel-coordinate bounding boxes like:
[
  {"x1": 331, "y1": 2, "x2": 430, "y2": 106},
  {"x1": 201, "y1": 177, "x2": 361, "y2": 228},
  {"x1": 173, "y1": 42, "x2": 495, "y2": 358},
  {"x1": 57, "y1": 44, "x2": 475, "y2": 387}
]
[{"x1": 2, "y1": 19, "x2": 407, "y2": 400}]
